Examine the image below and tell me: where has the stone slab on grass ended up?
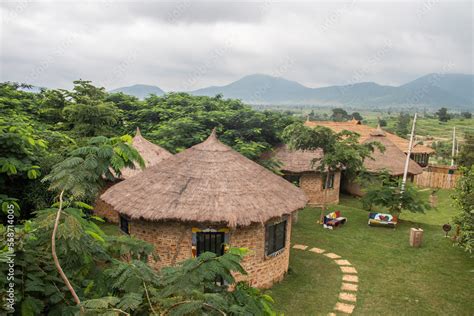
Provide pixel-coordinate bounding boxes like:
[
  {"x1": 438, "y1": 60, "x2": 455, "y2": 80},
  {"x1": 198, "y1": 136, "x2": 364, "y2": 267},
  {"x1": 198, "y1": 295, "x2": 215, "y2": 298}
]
[
  {"x1": 335, "y1": 259, "x2": 352, "y2": 266},
  {"x1": 324, "y1": 252, "x2": 341, "y2": 259},
  {"x1": 292, "y1": 244, "x2": 308, "y2": 250},
  {"x1": 334, "y1": 302, "x2": 355, "y2": 314},
  {"x1": 341, "y1": 282, "x2": 358, "y2": 292},
  {"x1": 342, "y1": 274, "x2": 359, "y2": 283},
  {"x1": 340, "y1": 266, "x2": 358, "y2": 274},
  {"x1": 309, "y1": 247, "x2": 325, "y2": 254},
  {"x1": 339, "y1": 292, "x2": 357, "y2": 302}
]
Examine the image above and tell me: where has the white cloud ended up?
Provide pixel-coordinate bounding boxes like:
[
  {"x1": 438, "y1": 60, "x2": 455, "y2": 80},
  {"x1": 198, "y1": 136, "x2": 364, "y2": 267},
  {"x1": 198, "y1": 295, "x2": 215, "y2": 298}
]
[{"x1": 0, "y1": 0, "x2": 472, "y2": 91}]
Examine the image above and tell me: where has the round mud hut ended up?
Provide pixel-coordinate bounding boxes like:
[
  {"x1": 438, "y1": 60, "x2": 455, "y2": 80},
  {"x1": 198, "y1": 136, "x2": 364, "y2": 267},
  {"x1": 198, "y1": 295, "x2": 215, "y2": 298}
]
[
  {"x1": 270, "y1": 144, "x2": 341, "y2": 206},
  {"x1": 100, "y1": 129, "x2": 308, "y2": 288},
  {"x1": 94, "y1": 128, "x2": 173, "y2": 223}
]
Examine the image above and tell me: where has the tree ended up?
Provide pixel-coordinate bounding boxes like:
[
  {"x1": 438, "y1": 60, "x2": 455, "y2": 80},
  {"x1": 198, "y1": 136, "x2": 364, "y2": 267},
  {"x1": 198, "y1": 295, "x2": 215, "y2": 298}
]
[
  {"x1": 138, "y1": 92, "x2": 294, "y2": 161},
  {"x1": 378, "y1": 118, "x2": 387, "y2": 127},
  {"x1": 63, "y1": 80, "x2": 120, "y2": 137},
  {"x1": 330, "y1": 108, "x2": 350, "y2": 122},
  {"x1": 457, "y1": 131, "x2": 474, "y2": 168},
  {"x1": 395, "y1": 112, "x2": 411, "y2": 137},
  {"x1": 452, "y1": 166, "x2": 474, "y2": 253},
  {"x1": 460, "y1": 111, "x2": 472, "y2": 119},
  {"x1": 351, "y1": 112, "x2": 363, "y2": 121},
  {"x1": 361, "y1": 173, "x2": 430, "y2": 216},
  {"x1": 282, "y1": 122, "x2": 383, "y2": 220},
  {"x1": 436, "y1": 107, "x2": 451, "y2": 122},
  {"x1": 42, "y1": 135, "x2": 145, "y2": 310}
]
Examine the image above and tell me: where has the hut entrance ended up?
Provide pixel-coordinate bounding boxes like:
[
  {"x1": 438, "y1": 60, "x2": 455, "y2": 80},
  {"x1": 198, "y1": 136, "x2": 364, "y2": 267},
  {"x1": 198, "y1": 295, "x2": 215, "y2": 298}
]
[{"x1": 196, "y1": 232, "x2": 225, "y2": 256}]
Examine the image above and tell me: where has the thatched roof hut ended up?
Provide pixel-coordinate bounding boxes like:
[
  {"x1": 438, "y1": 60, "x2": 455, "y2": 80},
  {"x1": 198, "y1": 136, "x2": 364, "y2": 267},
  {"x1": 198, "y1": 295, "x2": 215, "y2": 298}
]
[
  {"x1": 363, "y1": 126, "x2": 423, "y2": 176},
  {"x1": 304, "y1": 120, "x2": 434, "y2": 155},
  {"x1": 271, "y1": 144, "x2": 324, "y2": 173},
  {"x1": 120, "y1": 128, "x2": 173, "y2": 179},
  {"x1": 269, "y1": 144, "x2": 341, "y2": 206},
  {"x1": 101, "y1": 129, "x2": 308, "y2": 227}
]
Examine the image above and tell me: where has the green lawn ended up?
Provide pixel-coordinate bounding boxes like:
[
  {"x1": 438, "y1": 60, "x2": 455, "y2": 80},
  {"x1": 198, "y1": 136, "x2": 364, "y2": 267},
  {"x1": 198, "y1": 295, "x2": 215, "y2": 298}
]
[{"x1": 268, "y1": 190, "x2": 474, "y2": 315}]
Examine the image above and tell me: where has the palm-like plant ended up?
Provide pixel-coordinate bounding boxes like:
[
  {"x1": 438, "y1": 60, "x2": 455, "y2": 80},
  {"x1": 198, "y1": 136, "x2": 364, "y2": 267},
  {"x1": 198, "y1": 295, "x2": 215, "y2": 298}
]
[{"x1": 42, "y1": 135, "x2": 144, "y2": 310}]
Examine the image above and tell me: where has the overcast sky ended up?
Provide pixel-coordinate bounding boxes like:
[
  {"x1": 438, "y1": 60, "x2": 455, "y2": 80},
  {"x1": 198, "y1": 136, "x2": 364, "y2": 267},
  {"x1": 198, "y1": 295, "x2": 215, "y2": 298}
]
[{"x1": 0, "y1": 0, "x2": 472, "y2": 91}]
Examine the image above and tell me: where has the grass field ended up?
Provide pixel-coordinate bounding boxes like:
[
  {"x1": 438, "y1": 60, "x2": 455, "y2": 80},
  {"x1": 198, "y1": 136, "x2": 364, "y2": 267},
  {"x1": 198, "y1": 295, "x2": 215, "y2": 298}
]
[
  {"x1": 364, "y1": 117, "x2": 474, "y2": 141},
  {"x1": 268, "y1": 190, "x2": 474, "y2": 315}
]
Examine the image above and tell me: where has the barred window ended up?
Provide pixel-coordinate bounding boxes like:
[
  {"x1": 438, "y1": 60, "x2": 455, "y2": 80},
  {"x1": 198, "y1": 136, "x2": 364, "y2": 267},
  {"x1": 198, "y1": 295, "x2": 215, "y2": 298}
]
[
  {"x1": 119, "y1": 215, "x2": 130, "y2": 235},
  {"x1": 265, "y1": 220, "x2": 287, "y2": 256}
]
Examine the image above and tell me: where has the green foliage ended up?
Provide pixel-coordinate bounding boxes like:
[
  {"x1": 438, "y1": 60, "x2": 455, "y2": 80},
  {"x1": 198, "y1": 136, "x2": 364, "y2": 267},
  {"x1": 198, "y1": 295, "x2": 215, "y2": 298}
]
[
  {"x1": 282, "y1": 122, "x2": 383, "y2": 179},
  {"x1": 395, "y1": 112, "x2": 411, "y2": 137},
  {"x1": 378, "y1": 118, "x2": 387, "y2": 127},
  {"x1": 43, "y1": 135, "x2": 144, "y2": 199},
  {"x1": 436, "y1": 107, "x2": 451, "y2": 122},
  {"x1": 361, "y1": 173, "x2": 431, "y2": 215},
  {"x1": 452, "y1": 166, "x2": 474, "y2": 252},
  {"x1": 63, "y1": 80, "x2": 120, "y2": 137},
  {"x1": 460, "y1": 111, "x2": 472, "y2": 119},
  {"x1": 138, "y1": 92, "x2": 293, "y2": 160},
  {"x1": 351, "y1": 112, "x2": 363, "y2": 121},
  {"x1": 431, "y1": 140, "x2": 452, "y2": 164},
  {"x1": 0, "y1": 117, "x2": 47, "y2": 178},
  {"x1": 457, "y1": 131, "x2": 474, "y2": 168},
  {"x1": 330, "y1": 108, "x2": 350, "y2": 121}
]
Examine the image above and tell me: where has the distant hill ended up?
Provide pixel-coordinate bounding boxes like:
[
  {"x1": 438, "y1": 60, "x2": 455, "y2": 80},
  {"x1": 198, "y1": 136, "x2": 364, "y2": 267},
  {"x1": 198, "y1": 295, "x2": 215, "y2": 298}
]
[
  {"x1": 190, "y1": 73, "x2": 474, "y2": 110},
  {"x1": 110, "y1": 84, "x2": 165, "y2": 99}
]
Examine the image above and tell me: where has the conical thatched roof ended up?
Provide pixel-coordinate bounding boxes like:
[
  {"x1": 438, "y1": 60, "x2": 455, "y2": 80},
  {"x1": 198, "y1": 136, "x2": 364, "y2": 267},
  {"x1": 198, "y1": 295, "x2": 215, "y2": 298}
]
[
  {"x1": 305, "y1": 120, "x2": 434, "y2": 154},
  {"x1": 363, "y1": 134, "x2": 423, "y2": 176},
  {"x1": 120, "y1": 128, "x2": 173, "y2": 179},
  {"x1": 270, "y1": 144, "x2": 324, "y2": 173},
  {"x1": 101, "y1": 130, "x2": 308, "y2": 227}
]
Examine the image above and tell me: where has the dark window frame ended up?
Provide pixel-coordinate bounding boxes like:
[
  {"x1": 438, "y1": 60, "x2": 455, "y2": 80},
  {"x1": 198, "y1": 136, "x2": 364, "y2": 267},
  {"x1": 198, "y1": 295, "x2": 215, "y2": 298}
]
[
  {"x1": 322, "y1": 172, "x2": 335, "y2": 189},
  {"x1": 119, "y1": 214, "x2": 130, "y2": 235},
  {"x1": 196, "y1": 231, "x2": 225, "y2": 257},
  {"x1": 265, "y1": 219, "x2": 287, "y2": 257}
]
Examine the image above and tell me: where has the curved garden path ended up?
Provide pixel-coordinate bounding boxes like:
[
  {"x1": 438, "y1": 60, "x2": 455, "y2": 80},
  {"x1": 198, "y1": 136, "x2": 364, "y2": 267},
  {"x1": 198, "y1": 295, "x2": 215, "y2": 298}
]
[{"x1": 292, "y1": 244, "x2": 358, "y2": 315}]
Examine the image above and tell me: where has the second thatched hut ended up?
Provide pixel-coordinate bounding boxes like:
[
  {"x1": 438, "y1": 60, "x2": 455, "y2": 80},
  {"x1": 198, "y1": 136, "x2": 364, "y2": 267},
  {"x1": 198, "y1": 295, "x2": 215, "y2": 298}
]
[{"x1": 94, "y1": 128, "x2": 173, "y2": 223}]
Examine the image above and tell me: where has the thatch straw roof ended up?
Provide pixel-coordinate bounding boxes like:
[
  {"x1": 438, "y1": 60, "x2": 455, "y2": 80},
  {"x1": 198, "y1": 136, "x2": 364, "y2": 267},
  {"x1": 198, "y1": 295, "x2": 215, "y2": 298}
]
[
  {"x1": 101, "y1": 130, "x2": 308, "y2": 227},
  {"x1": 305, "y1": 120, "x2": 434, "y2": 154},
  {"x1": 270, "y1": 144, "x2": 324, "y2": 173},
  {"x1": 120, "y1": 128, "x2": 173, "y2": 179},
  {"x1": 363, "y1": 132, "x2": 423, "y2": 176}
]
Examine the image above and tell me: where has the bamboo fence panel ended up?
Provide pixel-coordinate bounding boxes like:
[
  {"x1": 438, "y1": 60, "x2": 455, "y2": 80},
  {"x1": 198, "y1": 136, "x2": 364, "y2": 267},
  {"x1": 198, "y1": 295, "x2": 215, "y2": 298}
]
[{"x1": 414, "y1": 171, "x2": 460, "y2": 189}]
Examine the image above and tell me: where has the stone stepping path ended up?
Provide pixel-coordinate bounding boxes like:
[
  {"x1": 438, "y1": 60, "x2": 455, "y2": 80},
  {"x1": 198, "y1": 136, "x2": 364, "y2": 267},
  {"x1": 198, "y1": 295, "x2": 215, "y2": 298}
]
[{"x1": 292, "y1": 243, "x2": 359, "y2": 315}]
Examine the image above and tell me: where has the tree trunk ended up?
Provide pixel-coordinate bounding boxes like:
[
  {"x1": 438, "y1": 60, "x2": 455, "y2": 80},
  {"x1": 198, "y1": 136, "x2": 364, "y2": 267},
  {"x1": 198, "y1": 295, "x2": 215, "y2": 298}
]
[{"x1": 51, "y1": 190, "x2": 84, "y2": 312}]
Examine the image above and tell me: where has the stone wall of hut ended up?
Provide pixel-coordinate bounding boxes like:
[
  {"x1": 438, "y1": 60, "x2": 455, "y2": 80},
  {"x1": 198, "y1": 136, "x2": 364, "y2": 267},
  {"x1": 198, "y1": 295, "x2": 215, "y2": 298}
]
[
  {"x1": 300, "y1": 171, "x2": 341, "y2": 206},
  {"x1": 125, "y1": 217, "x2": 293, "y2": 289},
  {"x1": 230, "y1": 217, "x2": 292, "y2": 288},
  {"x1": 93, "y1": 198, "x2": 120, "y2": 224},
  {"x1": 93, "y1": 183, "x2": 120, "y2": 223}
]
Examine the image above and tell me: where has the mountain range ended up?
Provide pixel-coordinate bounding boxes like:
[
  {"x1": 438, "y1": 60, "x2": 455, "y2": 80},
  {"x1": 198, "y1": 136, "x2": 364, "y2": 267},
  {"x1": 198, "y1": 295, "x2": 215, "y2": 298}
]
[{"x1": 110, "y1": 73, "x2": 473, "y2": 110}]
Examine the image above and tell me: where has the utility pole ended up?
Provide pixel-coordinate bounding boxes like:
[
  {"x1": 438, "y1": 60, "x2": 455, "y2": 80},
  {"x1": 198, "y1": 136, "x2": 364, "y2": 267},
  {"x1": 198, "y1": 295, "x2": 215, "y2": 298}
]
[
  {"x1": 451, "y1": 126, "x2": 456, "y2": 166},
  {"x1": 400, "y1": 113, "x2": 417, "y2": 195}
]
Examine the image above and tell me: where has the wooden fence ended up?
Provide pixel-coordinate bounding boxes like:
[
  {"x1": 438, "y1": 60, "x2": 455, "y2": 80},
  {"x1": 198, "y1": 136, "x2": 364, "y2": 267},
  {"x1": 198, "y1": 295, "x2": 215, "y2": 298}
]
[{"x1": 414, "y1": 171, "x2": 460, "y2": 189}]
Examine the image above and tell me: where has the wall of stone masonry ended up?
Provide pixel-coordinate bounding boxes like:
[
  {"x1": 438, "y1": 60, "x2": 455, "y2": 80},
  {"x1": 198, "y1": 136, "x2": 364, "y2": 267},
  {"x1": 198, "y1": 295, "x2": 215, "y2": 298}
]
[
  {"x1": 300, "y1": 171, "x2": 341, "y2": 206},
  {"x1": 93, "y1": 198, "x2": 120, "y2": 224},
  {"x1": 123, "y1": 216, "x2": 294, "y2": 288}
]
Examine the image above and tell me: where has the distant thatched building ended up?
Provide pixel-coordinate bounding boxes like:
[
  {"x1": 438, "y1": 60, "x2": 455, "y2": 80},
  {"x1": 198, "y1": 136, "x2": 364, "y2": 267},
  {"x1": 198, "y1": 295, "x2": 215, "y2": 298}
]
[
  {"x1": 94, "y1": 128, "x2": 173, "y2": 223},
  {"x1": 344, "y1": 126, "x2": 423, "y2": 196},
  {"x1": 305, "y1": 119, "x2": 434, "y2": 167},
  {"x1": 270, "y1": 144, "x2": 341, "y2": 206},
  {"x1": 100, "y1": 130, "x2": 308, "y2": 288}
]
